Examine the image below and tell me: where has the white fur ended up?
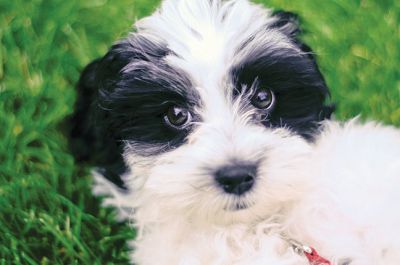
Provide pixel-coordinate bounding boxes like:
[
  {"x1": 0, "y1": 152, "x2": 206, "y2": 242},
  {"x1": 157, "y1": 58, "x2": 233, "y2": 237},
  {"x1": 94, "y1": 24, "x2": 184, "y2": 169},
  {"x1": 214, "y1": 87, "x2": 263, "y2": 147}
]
[
  {"x1": 92, "y1": 0, "x2": 400, "y2": 264},
  {"x1": 284, "y1": 120, "x2": 400, "y2": 265},
  {"x1": 95, "y1": 120, "x2": 400, "y2": 265}
]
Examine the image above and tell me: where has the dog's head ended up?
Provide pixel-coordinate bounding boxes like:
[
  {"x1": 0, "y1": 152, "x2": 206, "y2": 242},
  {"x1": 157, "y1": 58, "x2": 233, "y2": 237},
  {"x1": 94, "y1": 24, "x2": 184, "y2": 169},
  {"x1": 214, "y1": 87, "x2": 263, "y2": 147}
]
[{"x1": 71, "y1": 0, "x2": 333, "y2": 224}]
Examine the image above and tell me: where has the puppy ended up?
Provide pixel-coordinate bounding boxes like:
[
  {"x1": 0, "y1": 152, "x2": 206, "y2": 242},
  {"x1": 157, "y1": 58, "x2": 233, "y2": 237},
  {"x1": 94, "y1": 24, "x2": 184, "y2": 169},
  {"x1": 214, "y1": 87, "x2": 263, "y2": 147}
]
[{"x1": 70, "y1": 0, "x2": 400, "y2": 264}]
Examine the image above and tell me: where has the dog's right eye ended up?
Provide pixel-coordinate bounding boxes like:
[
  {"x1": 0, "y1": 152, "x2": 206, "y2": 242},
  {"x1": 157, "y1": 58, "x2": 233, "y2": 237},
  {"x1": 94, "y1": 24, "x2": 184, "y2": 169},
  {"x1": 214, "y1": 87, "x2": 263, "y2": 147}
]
[
  {"x1": 251, "y1": 88, "x2": 275, "y2": 110},
  {"x1": 164, "y1": 105, "x2": 192, "y2": 129}
]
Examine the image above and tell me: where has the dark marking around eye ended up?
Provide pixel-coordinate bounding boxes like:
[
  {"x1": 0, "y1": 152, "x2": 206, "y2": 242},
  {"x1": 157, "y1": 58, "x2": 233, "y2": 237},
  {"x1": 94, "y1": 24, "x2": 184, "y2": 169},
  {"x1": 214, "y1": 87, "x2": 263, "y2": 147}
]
[{"x1": 229, "y1": 36, "x2": 333, "y2": 138}]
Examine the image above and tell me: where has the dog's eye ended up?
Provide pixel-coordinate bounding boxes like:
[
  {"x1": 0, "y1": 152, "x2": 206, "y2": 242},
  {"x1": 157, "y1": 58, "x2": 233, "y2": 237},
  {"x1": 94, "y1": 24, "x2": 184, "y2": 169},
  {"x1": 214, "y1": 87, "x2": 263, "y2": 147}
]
[
  {"x1": 164, "y1": 105, "x2": 192, "y2": 129},
  {"x1": 251, "y1": 88, "x2": 275, "y2": 110}
]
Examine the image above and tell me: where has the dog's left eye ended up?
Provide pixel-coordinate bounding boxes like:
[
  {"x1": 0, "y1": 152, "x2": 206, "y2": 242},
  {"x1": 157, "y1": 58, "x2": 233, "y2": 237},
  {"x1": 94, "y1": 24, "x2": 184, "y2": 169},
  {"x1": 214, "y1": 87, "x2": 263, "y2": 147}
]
[
  {"x1": 251, "y1": 88, "x2": 275, "y2": 110},
  {"x1": 164, "y1": 105, "x2": 192, "y2": 129}
]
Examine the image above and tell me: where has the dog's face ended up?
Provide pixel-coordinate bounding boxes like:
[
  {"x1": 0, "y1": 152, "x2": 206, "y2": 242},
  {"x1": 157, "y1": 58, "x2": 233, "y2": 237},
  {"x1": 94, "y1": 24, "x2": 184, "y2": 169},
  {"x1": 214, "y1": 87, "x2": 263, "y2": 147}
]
[{"x1": 76, "y1": 0, "x2": 332, "y2": 224}]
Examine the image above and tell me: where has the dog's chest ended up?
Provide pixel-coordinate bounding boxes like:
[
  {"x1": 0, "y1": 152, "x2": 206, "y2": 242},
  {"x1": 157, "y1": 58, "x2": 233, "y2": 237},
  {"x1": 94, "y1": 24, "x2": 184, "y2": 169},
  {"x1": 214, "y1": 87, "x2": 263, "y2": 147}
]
[{"x1": 131, "y1": 223, "x2": 308, "y2": 265}]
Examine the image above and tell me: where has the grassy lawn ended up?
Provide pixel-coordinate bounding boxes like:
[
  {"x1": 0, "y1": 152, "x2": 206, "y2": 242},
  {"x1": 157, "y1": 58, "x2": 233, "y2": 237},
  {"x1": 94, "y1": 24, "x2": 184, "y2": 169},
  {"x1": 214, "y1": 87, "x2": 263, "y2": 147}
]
[{"x1": 0, "y1": 0, "x2": 398, "y2": 264}]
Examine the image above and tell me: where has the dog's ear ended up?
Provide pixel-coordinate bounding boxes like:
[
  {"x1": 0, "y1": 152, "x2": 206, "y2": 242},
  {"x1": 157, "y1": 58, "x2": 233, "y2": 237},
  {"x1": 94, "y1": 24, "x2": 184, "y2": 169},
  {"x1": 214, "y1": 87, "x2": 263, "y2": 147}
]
[
  {"x1": 69, "y1": 45, "x2": 133, "y2": 188},
  {"x1": 270, "y1": 11, "x2": 317, "y2": 62},
  {"x1": 270, "y1": 11, "x2": 315, "y2": 57},
  {"x1": 69, "y1": 37, "x2": 169, "y2": 180},
  {"x1": 270, "y1": 11, "x2": 301, "y2": 38},
  {"x1": 70, "y1": 59, "x2": 103, "y2": 163},
  {"x1": 271, "y1": 10, "x2": 335, "y2": 123}
]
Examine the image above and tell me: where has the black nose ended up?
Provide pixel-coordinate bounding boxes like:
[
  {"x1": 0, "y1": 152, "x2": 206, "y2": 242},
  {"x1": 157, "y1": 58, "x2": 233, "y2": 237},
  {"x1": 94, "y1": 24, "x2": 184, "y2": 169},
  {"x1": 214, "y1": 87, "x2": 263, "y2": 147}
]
[{"x1": 215, "y1": 164, "x2": 257, "y2": 195}]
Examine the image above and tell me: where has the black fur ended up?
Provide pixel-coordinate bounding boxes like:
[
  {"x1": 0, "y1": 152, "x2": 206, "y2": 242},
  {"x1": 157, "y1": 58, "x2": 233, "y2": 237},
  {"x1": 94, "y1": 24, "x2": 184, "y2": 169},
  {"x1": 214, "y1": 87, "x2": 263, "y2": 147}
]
[
  {"x1": 69, "y1": 59, "x2": 128, "y2": 188},
  {"x1": 98, "y1": 40, "x2": 200, "y2": 147},
  {"x1": 69, "y1": 35, "x2": 199, "y2": 186},
  {"x1": 270, "y1": 11, "x2": 302, "y2": 37},
  {"x1": 230, "y1": 11, "x2": 333, "y2": 138}
]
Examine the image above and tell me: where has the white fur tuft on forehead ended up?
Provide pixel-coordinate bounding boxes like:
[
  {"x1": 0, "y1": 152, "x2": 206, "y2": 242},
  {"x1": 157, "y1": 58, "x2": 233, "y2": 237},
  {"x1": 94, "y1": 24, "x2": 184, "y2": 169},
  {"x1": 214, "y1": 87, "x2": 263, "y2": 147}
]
[{"x1": 134, "y1": 0, "x2": 282, "y2": 69}]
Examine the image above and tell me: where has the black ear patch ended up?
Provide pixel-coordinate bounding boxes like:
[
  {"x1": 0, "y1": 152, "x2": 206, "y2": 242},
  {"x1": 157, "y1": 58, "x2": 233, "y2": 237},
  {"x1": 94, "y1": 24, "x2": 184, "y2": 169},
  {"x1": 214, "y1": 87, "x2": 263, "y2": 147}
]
[
  {"x1": 69, "y1": 58, "x2": 128, "y2": 189},
  {"x1": 270, "y1": 11, "x2": 301, "y2": 38},
  {"x1": 69, "y1": 36, "x2": 172, "y2": 188},
  {"x1": 271, "y1": 10, "x2": 335, "y2": 126},
  {"x1": 270, "y1": 11, "x2": 319, "y2": 61}
]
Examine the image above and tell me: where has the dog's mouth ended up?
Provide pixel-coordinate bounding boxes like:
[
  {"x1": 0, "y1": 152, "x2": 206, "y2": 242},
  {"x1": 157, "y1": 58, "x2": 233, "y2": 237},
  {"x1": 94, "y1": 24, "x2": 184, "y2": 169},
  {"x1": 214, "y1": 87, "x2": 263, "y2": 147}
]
[
  {"x1": 224, "y1": 199, "x2": 255, "y2": 211},
  {"x1": 234, "y1": 203, "x2": 248, "y2": 211}
]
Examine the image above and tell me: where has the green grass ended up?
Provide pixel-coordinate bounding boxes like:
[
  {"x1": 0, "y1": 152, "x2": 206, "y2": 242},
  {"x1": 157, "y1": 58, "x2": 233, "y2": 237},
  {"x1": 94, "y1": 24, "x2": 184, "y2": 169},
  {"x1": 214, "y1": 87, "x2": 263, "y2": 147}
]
[{"x1": 0, "y1": 0, "x2": 399, "y2": 264}]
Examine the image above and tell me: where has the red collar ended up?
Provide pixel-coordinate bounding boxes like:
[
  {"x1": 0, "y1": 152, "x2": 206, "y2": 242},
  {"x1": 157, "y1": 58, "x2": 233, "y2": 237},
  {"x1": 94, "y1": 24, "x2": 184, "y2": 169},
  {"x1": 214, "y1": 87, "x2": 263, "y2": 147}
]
[
  {"x1": 289, "y1": 239, "x2": 331, "y2": 265},
  {"x1": 304, "y1": 247, "x2": 331, "y2": 265}
]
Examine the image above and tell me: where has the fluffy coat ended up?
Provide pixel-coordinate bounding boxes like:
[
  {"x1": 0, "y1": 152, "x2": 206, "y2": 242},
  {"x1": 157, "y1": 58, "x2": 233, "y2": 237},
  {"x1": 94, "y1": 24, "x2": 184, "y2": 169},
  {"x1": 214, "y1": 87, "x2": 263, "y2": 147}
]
[{"x1": 71, "y1": 0, "x2": 400, "y2": 264}]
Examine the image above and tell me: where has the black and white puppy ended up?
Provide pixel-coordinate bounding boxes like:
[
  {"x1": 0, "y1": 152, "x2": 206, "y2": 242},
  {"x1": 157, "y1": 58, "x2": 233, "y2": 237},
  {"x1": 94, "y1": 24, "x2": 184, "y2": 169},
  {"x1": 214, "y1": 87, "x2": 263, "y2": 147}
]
[{"x1": 70, "y1": 0, "x2": 400, "y2": 264}]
